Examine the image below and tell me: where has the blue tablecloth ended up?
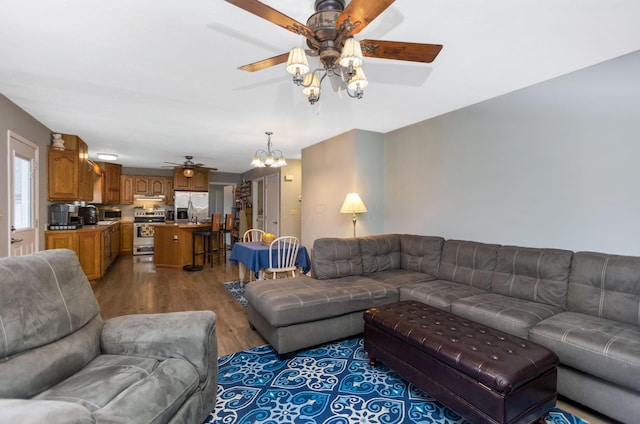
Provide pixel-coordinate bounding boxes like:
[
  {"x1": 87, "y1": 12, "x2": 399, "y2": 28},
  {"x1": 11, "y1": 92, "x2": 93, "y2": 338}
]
[{"x1": 229, "y1": 241, "x2": 311, "y2": 275}]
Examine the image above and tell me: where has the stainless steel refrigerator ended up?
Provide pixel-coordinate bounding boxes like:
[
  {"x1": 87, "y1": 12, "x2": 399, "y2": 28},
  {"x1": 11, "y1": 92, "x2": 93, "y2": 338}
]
[{"x1": 174, "y1": 191, "x2": 209, "y2": 223}]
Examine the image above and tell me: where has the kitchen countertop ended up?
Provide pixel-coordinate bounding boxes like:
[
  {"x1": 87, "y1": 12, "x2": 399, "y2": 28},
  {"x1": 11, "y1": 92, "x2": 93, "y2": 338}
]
[{"x1": 153, "y1": 222, "x2": 211, "y2": 229}]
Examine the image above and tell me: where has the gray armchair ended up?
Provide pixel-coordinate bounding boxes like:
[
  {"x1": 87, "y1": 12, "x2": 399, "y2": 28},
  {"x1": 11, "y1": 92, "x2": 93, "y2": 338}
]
[{"x1": 0, "y1": 249, "x2": 217, "y2": 424}]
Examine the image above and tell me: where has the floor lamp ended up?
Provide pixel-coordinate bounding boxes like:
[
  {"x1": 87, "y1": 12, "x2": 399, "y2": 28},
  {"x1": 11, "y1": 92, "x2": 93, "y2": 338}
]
[{"x1": 340, "y1": 193, "x2": 368, "y2": 238}]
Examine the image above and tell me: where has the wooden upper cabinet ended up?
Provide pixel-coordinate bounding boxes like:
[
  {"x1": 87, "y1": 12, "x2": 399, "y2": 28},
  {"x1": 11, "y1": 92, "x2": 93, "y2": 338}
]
[
  {"x1": 173, "y1": 168, "x2": 209, "y2": 191},
  {"x1": 150, "y1": 177, "x2": 165, "y2": 195},
  {"x1": 164, "y1": 177, "x2": 174, "y2": 205},
  {"x1": 133, "y1": 176, "x2": 150, "y2": 195},
  {"x1": 102, "y1": 162, "x2": 122, "y2": 204},
  {"x1": 120, "y1": 175, "x2": 133, "y2": 204},
  {"x1": 47, "y1": 134, "x2": 93, "y2": 201}
]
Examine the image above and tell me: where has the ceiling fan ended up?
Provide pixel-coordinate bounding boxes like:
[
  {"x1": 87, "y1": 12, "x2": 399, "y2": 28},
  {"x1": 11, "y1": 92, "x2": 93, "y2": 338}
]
[
  {"x1": 162, "y1": 156, "x2": 218, "y2": 178},
  {"x1": 225, "y1": 0, "x2": 443, "y2": 104}
]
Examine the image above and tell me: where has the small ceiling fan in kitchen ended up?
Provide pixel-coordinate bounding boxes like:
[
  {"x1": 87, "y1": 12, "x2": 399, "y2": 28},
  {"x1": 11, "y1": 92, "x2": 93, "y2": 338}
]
[
  {"x1": 225, "y1": 0, "x2": 443, "y2": 104},
  {"x1": 162, "y1": 156, "x2": 218, "y2": 178}
]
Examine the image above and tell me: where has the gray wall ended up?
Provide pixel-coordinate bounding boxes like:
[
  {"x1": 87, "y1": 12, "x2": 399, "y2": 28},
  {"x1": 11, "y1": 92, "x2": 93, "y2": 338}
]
[
  {"x1": 301, "y1": 129, "x2": 385, "y2": 248},
  {"x1": 0, "y1": 93, "x2": 51, "y2": 257},
  {"x1": 385, "y1": 50, "x2": 640, "y2": 255}
]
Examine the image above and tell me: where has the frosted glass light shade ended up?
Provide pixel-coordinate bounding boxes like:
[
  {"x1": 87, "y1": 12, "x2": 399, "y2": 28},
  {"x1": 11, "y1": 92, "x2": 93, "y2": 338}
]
[{"x1": 286, "y1": 47, "x2": 309, "y2": 76}]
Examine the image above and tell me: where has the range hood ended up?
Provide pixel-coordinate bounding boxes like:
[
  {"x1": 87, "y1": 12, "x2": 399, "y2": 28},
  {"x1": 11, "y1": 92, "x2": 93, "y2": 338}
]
[{"x1": 133, "y1": 194, "x2": 166, "y2": 201}]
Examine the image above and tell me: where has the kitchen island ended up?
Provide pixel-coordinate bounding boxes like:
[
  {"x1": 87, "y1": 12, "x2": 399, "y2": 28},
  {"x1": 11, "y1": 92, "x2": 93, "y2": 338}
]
[{"x1": 153, "y1": 223, "x2": 217, "y2": 269}]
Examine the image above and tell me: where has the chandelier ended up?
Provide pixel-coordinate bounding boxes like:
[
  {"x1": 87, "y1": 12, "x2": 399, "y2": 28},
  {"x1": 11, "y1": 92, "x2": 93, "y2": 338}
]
[
  {"x1": 286, "y1": 37, "x2": 367, "y2": 105},
  {"x1": 251, "y1": 132, "x2": 287, "y2": 168}
]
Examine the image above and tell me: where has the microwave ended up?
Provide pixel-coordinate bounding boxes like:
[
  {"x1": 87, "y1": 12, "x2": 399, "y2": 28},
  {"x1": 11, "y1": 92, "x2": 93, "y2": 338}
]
[{"x1": 99, "y1": 207, "x2": 122, "y2": 221}]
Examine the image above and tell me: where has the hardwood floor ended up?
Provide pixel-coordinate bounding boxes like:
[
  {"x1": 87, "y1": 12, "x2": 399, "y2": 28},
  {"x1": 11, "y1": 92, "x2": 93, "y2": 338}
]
[
  {"x1": 92, "y1": 254, "x2": 266, "y2": 356},
  {"x1": 93, "y1": 254, "x2": 617, "y2": 424}
]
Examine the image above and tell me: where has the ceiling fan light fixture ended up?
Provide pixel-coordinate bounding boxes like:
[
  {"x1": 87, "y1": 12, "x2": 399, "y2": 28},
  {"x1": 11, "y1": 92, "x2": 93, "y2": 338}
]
[
  {"x1": 182, "y1": 167, "x2": 195, "y2": 178},
  {"x1": 338, "y1": 38, "x2": 363, "y2": 69}
]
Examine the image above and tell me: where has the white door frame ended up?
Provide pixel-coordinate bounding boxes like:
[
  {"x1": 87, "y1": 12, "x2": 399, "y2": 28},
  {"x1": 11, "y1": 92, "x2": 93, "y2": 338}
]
[
  {"x1": 7, "y1": 130, "x2": 39, "y2": 256},
  {"x1": 264, "y1": 173, "x2": 279, "y2": 236}
]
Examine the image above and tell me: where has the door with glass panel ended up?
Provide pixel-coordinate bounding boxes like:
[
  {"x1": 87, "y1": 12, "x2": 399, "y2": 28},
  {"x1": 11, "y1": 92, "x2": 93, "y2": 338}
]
[{"x1": 9, "y1": 131, "x2": 39, "y2": 256}]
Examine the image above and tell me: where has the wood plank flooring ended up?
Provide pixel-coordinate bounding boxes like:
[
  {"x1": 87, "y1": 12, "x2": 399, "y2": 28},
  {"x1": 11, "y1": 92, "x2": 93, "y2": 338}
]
[
  {"x1": 93, "y1": 254, "x2": 616, "y2": 424},
  {"x1": 92, "y1": 254, "x2": 266, "y2": 356}
]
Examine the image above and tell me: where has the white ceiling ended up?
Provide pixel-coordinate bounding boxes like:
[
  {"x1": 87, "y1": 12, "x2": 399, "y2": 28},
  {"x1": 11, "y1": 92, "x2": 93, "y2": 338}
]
[{"x1": 1, "y1": 0, "x2": 639, "y2": 173}]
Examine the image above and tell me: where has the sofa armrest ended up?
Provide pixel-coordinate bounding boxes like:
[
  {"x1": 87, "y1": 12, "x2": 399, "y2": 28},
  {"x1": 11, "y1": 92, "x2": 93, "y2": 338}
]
[
  {"x1": 100, "y1": 310, "x2": 217, "y2": 383},
  {"x1": 0, "y1": 399, "x2": 93, "y2": 424}
]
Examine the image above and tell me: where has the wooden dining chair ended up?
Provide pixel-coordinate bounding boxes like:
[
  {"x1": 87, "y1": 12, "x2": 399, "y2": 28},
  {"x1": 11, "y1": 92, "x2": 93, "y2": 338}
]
[
  {"x1": 243, "y1": 228, "x2": 265, "y2": 242},
  {"x1": 260, "y1": 236, "x2": 300, "y2": 280}
]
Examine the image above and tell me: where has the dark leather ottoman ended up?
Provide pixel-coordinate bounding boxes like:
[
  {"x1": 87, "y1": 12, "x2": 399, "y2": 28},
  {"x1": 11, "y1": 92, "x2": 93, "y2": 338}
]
[{"x1": 363, "y1": 301, "x2": 559, "y2": 424}]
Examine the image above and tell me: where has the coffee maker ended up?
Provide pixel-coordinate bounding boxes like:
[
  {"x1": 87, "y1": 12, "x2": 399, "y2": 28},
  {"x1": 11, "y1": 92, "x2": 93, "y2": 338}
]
[
  {"x1": 77, "y1": 205, "x2": 98, "y2": 225},
  {"x1": 176, "y1": 208, "x2": 189, "y2": 224}
]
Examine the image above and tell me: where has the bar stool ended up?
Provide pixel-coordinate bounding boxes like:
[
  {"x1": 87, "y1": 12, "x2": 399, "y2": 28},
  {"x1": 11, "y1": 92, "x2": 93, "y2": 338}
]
[{"x1": 183, "y1": 230, "x2": 206, "y2": 272}]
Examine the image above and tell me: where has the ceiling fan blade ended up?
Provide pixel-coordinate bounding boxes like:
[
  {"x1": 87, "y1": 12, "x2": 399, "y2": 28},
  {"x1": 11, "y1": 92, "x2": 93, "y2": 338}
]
[
  {"x1": 360, "y1": 40, "x2": 443, "y2": 63},
  {"x1": 163, "y1": 161, "x2": 183, "y2": 166},
  {"x1": 239, "y1": 52, "x2": 289, "y2": 72},
  {"x1": 225, "y1": 0, "x2": 313, "y2": 37},
  {"x1": 336, "y1": 0, "x2": 395, "y2": 36}
]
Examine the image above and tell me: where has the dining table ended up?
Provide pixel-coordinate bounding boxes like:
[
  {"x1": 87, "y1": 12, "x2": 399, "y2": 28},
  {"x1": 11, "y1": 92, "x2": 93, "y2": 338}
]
[{"x1": 229, "y1": 241, "x2": 311, "y2": 283}]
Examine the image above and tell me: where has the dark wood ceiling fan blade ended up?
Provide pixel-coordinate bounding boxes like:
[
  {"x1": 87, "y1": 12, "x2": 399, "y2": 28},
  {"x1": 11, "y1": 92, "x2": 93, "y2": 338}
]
[
  {"x1": 225, "y1": 0, "x2": 313, "y2": 37},
  {"x1": 238, "y1": 52, "x2": 289, "y2": 72},
  {"x1": 360, "y1": 40, "x2": 443, "y2": 63},
  {"x1": 336, "y1": 0, "x2": 395, "y2": 36}
]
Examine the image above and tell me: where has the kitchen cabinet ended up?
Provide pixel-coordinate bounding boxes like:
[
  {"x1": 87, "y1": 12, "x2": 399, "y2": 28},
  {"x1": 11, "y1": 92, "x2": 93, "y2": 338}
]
[
  {"x1": 47, "y1": 134, "x2": 95, "y2": 201},
  {"x1": 134, "y1": 176, "x2": 165, "y2": 195},
  {"x1": 173, "y1": 168, "x2": 209, "y2": 191},
  {"x1": 164, "y1": 177, "x2": 174, "y2": 205},
  {"x1": 120, "y1": 175, "x2": 134, "y2": 204},
  {"x1": 120, "y1": 222, "x2": 133, "y2": 254},
  {"x1": 100, "y1": 162, "x2": 122, "y2": 204},
  {"x1": 45, "y1": 223, "x2": 120, "y2": 280}
]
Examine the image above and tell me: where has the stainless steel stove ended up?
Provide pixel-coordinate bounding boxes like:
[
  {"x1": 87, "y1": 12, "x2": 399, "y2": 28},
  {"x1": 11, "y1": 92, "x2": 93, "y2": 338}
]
[{"x1": 133, "y1": 208, "x2": 165, "y2": 255}]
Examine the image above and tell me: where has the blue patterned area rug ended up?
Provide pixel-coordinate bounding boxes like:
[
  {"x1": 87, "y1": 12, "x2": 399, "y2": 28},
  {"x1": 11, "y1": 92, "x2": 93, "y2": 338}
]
[
  {"x1": 204, "y1": 337, "x2": 588, "y2": 424},
  {"x1": 223, "y1": 281, "x2": 247, "y2": 307}
]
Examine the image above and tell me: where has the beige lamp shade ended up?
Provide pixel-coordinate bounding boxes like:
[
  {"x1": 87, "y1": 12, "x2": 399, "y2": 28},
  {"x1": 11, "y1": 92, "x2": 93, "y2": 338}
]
[
  {"x1": 340, "y1": 193, "x2": 367, "y2": 214},
  {"x1": 286, "y1": 47, "x2": 309, "y2": 76}
]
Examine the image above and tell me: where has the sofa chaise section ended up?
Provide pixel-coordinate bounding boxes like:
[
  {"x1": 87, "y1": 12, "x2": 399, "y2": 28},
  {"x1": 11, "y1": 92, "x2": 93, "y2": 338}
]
[{"x1": 245, "y1": 235, "x2": 443, "y2": 355}]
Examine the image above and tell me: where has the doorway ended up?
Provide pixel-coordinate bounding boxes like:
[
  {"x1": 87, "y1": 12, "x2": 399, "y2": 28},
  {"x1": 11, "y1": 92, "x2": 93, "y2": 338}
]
[{"x1": 8, "y1": 131, "x2": 39, "y2": 256}]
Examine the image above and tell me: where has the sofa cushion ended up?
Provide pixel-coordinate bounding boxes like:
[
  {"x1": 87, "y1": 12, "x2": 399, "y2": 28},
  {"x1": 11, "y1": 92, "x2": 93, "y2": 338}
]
[
  {"x1": 34, "y1": 354, "x2": 199, "y2": 423},
  {"x1": 359, "y1": 234, "x2": 401, "y2": 274},
  {"x1": 437, "y1": 240, "x2": 500, "y2": 290},
  {"x1": 245, "y1": 276, "x2": 397, "y2": 327},
  {"x1": 400, "y1": 234, "x2": 444, "y2": 275},
  {"x1": 451, "y1": 293, "x2": 563, "y2": 339},
  {"x1": 399, "y1": 280, "x2": 488, "y2": 311},
  {"x1": 491, "y1": 246, "x2": 573, "y2": 309},
  {"x1": 530, "y1": 311, "x2": 640, "y2": 393},
  {"x1": 311, "y1": 238, "x2": 363, "y2": 280},
  {"x1": 365, "y1": 269, "x2": 436, "y2": 289},
  {"x1": 568, "y1": 251, "x2": 640, "y2": 326}
]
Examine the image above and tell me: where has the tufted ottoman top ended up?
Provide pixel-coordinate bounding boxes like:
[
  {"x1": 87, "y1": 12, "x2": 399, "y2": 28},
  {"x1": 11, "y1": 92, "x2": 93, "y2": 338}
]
[{"x1": 364, "y1": 300, "x2": 559, "y2": 394}]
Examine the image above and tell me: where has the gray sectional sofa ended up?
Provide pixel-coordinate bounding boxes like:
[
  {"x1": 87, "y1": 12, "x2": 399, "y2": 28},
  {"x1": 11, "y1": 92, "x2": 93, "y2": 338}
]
[
  {"x1": 0, "y1": 249, "x2": 218, "y2": 424},
  {"x1": 245, "y1": 234, "x2": 640, "y2": 423}
]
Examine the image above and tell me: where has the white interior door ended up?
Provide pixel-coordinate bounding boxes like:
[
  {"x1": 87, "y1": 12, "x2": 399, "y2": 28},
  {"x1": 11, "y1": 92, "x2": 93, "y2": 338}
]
[
  {"x1": 8, "y1": 131, "x2": 39, "y2": 256},
  {"x1": 264, "y1": 173, "x2": 279, "y2": 236}
]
